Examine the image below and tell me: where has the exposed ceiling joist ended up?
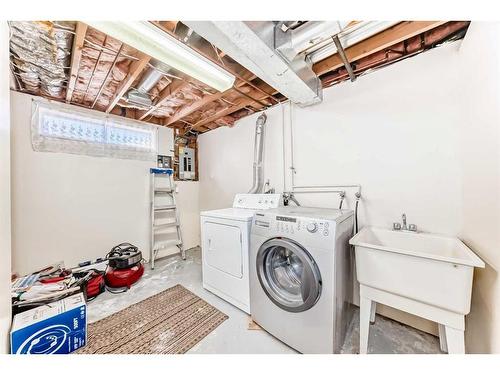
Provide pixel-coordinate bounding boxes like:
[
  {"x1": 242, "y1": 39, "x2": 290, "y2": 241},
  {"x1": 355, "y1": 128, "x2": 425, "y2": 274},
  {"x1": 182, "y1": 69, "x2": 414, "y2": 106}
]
[
  {"x1": 162, "y1": 74, "x2": 258, "y2": 126},
  {"x1": 192, "y1": 85, "x2": 273, "y2": 130},
  {"x1": 192, "y1": 98, "x2": 255, "y2": 130},
  {"x1": 313, "y1": 21, "x2": 447, "y2": 76},
  {"x1": 10, "y1": 20, "x2": 469, "y2": 136},
  {"x1": 105, "y1": 53, "x2": 152, "y2": 113},
  {"x1": 163, "y1": 90, "x2": 226, "y2": 126},
  {"x1": 138, "y1": 79, "x2": 189, "y2": 120},
  {"x1": 66, "y1": 22, "x2": 88, "y2": 103}
]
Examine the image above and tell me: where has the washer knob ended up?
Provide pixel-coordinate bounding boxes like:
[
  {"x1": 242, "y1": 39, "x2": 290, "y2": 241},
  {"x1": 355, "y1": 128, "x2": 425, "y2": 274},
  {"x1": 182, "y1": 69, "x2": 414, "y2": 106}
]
[{"x1": 306, "y1": 222, "x2": 318, "y2": 233}]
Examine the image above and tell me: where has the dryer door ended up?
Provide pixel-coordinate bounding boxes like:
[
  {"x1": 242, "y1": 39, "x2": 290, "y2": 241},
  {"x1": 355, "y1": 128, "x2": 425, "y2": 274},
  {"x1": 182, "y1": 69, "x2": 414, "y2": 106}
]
[
  {"x1": 256, "y1": 238, "x2": 322, "y2": 312},
  {"x1": 204, "y1": 221, "x2": 243, "y2": 278}
]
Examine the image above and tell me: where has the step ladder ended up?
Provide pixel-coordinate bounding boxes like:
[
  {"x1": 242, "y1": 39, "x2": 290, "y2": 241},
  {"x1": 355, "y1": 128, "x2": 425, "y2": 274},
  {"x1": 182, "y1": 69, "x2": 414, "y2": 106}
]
[{"x1": 150, "y1": 168, "x2": 184, "y2": 269}]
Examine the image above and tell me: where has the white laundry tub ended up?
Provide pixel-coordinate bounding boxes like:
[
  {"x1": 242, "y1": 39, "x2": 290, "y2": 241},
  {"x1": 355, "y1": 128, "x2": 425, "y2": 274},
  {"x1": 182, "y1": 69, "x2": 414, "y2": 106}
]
[
  {"x1": 350, "y1": 227, "x2": 484, "y2": 314},
  {"x1": 350, "y1": 227, "x2": 484, "y2": 354}
]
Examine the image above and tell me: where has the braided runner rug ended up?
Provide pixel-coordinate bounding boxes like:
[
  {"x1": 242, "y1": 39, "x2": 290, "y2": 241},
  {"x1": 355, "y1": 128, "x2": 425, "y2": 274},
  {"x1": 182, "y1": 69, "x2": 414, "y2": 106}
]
[{"x1": 77, "y1": 284, "x2": 228, "y2": 354}]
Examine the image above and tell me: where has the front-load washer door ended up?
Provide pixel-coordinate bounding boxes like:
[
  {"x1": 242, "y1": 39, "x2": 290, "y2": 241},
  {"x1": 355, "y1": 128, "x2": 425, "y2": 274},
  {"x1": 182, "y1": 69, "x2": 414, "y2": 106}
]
[
  {"x1": 204, "y1": 221, "x2": 243, "y2": 278},
  {"x1": 256, "y1": 238, "x2": 322, "y2": 312}
]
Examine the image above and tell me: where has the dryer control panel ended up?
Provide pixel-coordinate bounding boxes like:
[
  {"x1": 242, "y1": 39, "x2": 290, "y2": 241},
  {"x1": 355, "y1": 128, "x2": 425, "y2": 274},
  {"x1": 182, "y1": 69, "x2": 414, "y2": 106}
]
[{"x1": 233, "y1": 193, "x2": 281, "y2": 210}]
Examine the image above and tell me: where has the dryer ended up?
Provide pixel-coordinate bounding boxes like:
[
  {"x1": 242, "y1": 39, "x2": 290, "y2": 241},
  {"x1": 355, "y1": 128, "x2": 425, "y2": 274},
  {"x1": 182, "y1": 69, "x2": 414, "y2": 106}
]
[
  {"x1": 250, "y1": 206, "x2": 354, "y2": 353},
  {"x1": 200, "y1": 193, "x2": 280, "y2": 313}
]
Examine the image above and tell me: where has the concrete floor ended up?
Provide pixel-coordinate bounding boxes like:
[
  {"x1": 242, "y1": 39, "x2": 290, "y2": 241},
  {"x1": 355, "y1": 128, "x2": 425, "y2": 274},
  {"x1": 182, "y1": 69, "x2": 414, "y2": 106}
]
[{"x1": 87, "y1": 247, "x2": 441, "y2": 354}]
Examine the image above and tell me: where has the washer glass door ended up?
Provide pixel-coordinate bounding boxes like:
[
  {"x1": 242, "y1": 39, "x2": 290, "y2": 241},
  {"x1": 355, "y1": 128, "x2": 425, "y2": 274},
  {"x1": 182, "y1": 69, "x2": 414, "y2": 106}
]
[{"x1": 256, "y1": 238, "x2": 322, "y2": 312}]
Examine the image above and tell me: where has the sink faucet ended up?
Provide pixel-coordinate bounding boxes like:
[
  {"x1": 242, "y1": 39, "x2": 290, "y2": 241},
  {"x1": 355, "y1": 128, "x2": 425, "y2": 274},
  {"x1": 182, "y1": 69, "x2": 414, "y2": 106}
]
[{"x1": 393, "y1": 213, "x2": 417, "y2": 232}]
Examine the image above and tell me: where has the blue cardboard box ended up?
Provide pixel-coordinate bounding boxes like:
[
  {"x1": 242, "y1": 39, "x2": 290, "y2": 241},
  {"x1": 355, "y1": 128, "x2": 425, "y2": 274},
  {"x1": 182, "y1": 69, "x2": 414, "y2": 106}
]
[{"x1": 11, "y1": 293, "x2": 87, "y2": 354}]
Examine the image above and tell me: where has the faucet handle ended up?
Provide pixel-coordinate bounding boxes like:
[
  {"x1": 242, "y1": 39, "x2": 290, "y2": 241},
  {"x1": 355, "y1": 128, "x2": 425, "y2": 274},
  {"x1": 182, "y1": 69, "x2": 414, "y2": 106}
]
[
  {"x1": 408, "y1": 224, "x2": 418, "y2": 232},
  {"x1": 393, "y1": 222, "x2": 402, "y2": 231}
]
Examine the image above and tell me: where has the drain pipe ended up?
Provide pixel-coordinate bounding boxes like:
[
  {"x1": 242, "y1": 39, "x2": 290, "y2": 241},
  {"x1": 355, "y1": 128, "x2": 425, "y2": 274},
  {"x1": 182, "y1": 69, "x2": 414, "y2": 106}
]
[{"x1": 248, "y1": 112, "x2": 267, "y2": 194}]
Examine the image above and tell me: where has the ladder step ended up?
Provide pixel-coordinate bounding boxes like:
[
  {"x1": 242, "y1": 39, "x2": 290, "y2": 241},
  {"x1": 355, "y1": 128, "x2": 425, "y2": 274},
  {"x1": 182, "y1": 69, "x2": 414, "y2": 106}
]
[
  {"x1": 153, "y1": 222, "x2": 180, "y2": 230},
  {"x1": 154, "y1": 188, "x2": 173, "y2": 194},
  {"x1": 153, "y1": 239, "x2": 182, "y2": 251},
  {"x1": 154, "y1": 205, "x2": 177, "y2": 211}
]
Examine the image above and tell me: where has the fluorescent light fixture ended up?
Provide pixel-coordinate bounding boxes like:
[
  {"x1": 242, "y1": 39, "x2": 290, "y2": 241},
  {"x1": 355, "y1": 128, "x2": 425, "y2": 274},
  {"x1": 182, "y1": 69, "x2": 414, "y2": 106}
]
[{"x1": 85, "y1": 21, "x2": 235, "y2": 92}]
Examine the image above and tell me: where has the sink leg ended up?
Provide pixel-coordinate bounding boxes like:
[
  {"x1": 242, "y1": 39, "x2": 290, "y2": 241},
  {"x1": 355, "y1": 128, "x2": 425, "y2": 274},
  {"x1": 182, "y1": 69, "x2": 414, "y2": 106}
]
[
  {"x1": 359, "y1": 296, "x2": 372, "y2": 354},
  {"x1": 444, "y1": 326, "x2": 465, "y2": 354},
  {"x1": 438, "y1": 324, "x2": 448, "y2": 353},
  {"x1": 370, "y1": 301, "x2": 377, "y2": 324}
]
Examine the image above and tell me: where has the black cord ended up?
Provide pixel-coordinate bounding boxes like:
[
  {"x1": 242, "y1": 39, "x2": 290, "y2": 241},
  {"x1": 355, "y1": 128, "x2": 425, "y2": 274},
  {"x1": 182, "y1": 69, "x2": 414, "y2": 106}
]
[
  {"x1": 354, "y1": 199, "x2": 359, "y2": 234},
  {"x1": 105, "y1": 285, "x2": 128, "y2": 294}
]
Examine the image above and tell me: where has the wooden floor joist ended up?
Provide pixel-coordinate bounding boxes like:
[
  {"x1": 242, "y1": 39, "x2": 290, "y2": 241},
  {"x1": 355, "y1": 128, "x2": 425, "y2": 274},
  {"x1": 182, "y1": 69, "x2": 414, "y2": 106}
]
[
  {"x1": 138, "y1": 80, "x2": 189, "y2": 120},
  {"x1": 313, "y1": 21, "x2": 447, "y2": 76},
  {"x1": 66, "y1": 22, "x2": 88, "y2": 103},
  {"x1": 164, "y1": 76, "x2": 278, "y2": 127},
  {"x1": 105, "y1": 53, "x2": 152, "y2": 113},
  {"x1": 191, "y1": 95, "x2": 265, "y2": 131},
  {"x1": 12, "y1": 20, "x2": 465, "y2": 135},
  {"x1": 163, "y1": 90, "x2": 227, "y2": 126}
]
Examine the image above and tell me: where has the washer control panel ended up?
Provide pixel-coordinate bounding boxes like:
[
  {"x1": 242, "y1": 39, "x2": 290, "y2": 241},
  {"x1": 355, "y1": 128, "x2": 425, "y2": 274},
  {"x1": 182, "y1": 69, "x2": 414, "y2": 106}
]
[
  {"x1": 233, "y1": 193, "x2": 281, "y2": 210},
  {"x1": 272, "y1": 215, "x2": 331, "y2": 237}
]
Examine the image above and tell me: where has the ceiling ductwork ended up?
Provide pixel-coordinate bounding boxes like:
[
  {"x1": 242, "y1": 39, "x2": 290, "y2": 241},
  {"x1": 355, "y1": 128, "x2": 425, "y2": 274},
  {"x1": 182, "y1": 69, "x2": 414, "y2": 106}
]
[
  {"x1": 307, "y1": 21, "x2": 400, "y2": 63},
  {"x1": 124, "y1": 60, "x2": 170, "y2": 108},
  {"x1": 185, "y1": 21, "x2": 324, "y2": 106},
  {"x1": 184, "y1": 21, "x2": 398, "y2": 107},
  {"x1": 275, "y1": 21, "x2": 348, "y2": 62}
]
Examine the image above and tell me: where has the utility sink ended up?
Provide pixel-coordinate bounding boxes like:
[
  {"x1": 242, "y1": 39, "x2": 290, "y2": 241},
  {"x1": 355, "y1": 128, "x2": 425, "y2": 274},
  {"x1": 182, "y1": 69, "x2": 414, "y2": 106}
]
[
  {"x1": 350, "y1": 227, "x2": 484, "y2": 313},
  {"x1": 350, "y1": 227, "x2": 485, "y2": 354}
]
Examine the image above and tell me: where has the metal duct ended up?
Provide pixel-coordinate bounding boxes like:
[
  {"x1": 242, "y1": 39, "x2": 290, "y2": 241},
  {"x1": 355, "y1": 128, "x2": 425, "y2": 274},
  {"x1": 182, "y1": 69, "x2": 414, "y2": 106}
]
[
  {"x1": 185, "y1": 21, "x2": 322, "y2": 106},
  {"x1": 307, "y1": 21, "x2": 399, "y2": 63},
  {"x1": 275, "y1": 21, "x2": 347, "y2": 62},
  {"x1": 125, "y1": 60, "x2": 170, "y2": 107},
  {"x1": 248, "y1": 112, "x2": 267, "y2": 194},
  {"x1": 9, "y1": 21, "x2": 74, "y2": 99}
]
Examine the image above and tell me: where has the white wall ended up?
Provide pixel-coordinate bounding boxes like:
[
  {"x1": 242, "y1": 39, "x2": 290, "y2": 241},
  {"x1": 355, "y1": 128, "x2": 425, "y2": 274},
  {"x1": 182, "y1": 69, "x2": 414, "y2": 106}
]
[
  {"x1": 11, "y1": 92, "x2": 199, "y2": 275},
  {"x1": 457, "y1": 22, "x2": 500, "y2": 353},
  {"x1": 201, "y1": 42, "x2": 464, "y2": 232},
  {"x1": 0, "y1": 21, "x2": 12, "y2": 354},
  {"x1": 200, "y1": 41, "x2": 466, "y2": 336},
  {"x1": 199, "y1": 103, "x2": 287, "y2": 211}
]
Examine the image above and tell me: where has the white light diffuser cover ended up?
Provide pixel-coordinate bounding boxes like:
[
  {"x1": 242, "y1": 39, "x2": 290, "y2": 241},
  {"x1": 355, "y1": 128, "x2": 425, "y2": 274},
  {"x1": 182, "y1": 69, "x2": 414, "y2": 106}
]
[{"x1": 86, "y1": 21, "x2": 235, "y2": 92}]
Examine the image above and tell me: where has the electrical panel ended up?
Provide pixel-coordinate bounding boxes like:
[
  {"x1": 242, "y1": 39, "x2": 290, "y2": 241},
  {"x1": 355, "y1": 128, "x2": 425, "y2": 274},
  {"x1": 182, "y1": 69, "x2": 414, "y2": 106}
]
[{"x1": 179, "y1": 147, "x2": 195, "y2": 180}]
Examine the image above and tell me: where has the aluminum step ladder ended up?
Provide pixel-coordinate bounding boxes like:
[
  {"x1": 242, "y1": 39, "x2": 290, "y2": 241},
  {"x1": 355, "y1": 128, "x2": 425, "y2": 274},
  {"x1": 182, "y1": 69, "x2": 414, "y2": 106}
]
[{"x1": 150, "y1": 168, "x2": 184, "y2": 269}]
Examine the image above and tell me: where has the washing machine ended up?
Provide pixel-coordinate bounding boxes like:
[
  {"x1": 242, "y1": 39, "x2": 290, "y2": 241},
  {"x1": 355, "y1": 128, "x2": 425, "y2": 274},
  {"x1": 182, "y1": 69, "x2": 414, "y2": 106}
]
[
  {"x1": 200, "y1": 193, "x2": 281, "y2": 313},
  {"x1": 250, "y1": 206, "x2": 354, "y2": 353}
]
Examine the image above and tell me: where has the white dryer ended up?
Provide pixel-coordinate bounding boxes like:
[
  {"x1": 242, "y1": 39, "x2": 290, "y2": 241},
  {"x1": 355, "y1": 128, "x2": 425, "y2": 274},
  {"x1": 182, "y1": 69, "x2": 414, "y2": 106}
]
[
  {"x1": 200, "y1": 193, "x2": 281, "y2": 313},
  {"x1": 250, "y1": 206, "x2": 354, "y2": 353}
]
